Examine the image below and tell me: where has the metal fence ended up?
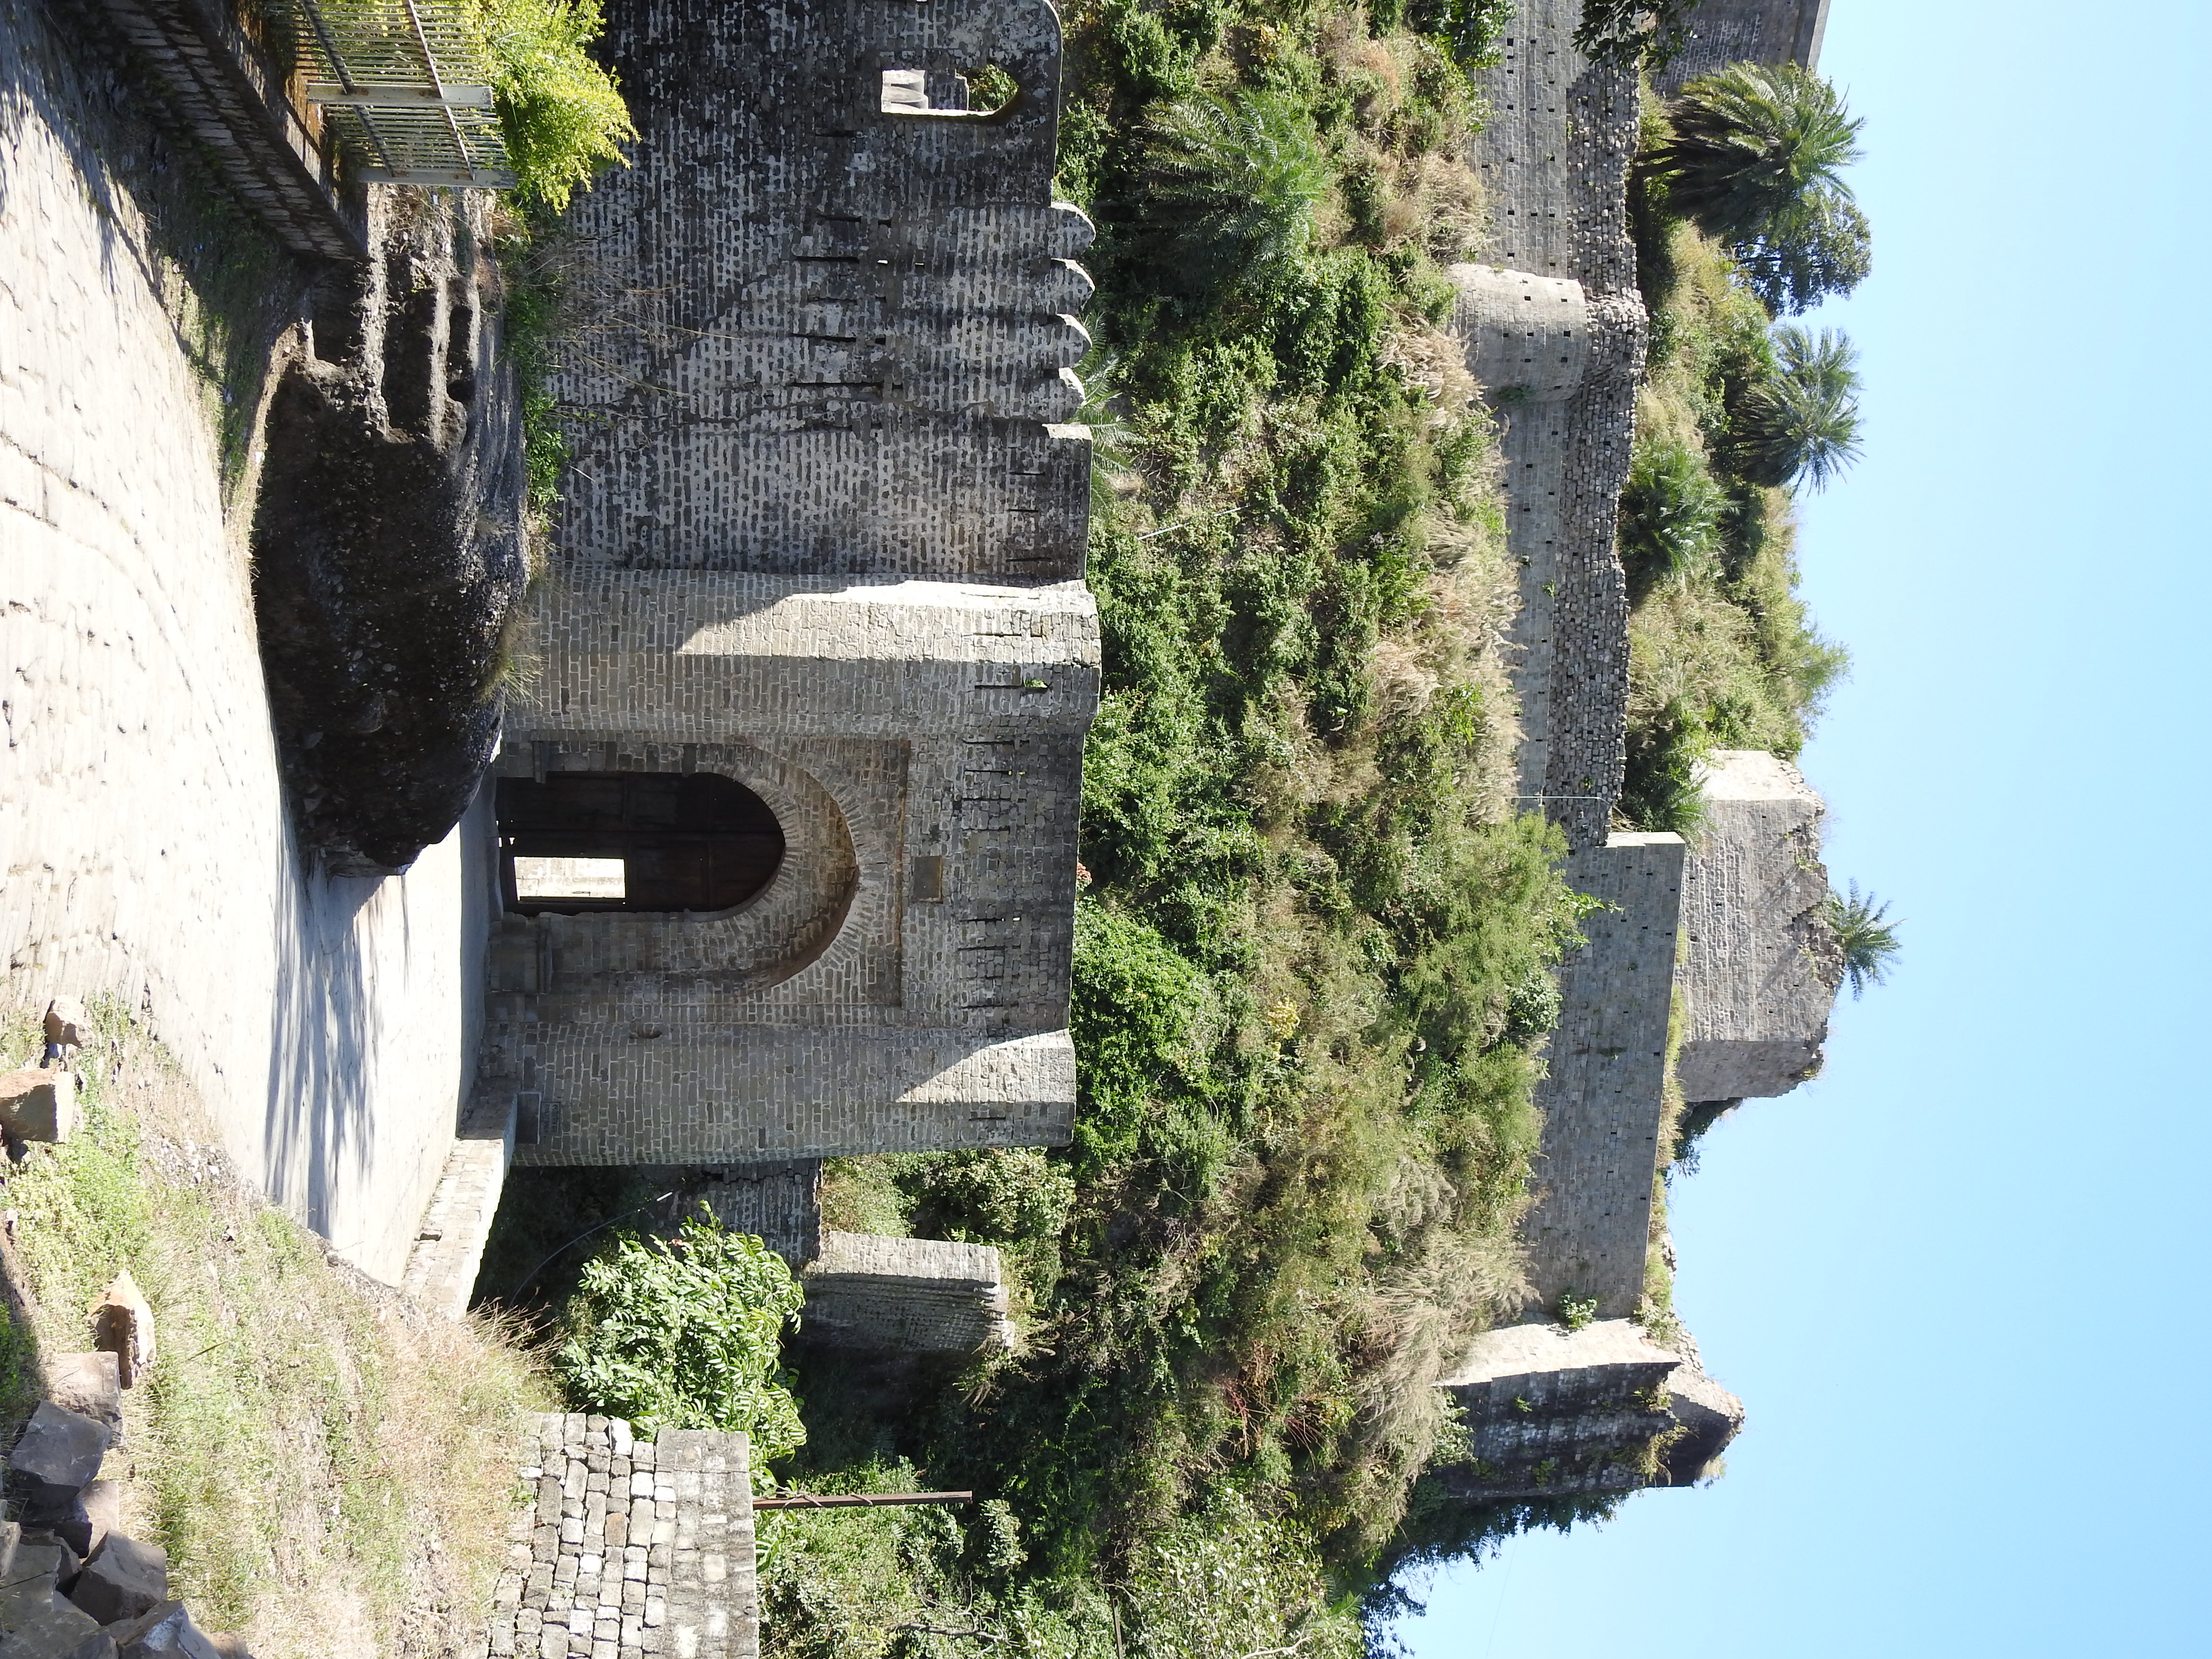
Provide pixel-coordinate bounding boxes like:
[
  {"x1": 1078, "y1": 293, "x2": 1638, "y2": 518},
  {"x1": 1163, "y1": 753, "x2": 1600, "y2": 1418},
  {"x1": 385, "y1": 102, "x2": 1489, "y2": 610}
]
[{"x1": 286, "y1": 0, "x2": 516, "y2": 189}]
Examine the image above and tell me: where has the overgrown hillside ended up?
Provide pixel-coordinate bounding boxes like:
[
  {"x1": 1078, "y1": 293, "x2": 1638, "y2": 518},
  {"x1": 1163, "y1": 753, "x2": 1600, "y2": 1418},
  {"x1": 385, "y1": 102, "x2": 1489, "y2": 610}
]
[
  {"x1": 0, "y1": 1008, "x2": 552, "y2": 1658},
  {"x1": 759, "y1": 2, "x2": 1591, "y2": 1651},
  {"x1": 483, "y1": 7, "x2": 1872, "y2": 1656}
]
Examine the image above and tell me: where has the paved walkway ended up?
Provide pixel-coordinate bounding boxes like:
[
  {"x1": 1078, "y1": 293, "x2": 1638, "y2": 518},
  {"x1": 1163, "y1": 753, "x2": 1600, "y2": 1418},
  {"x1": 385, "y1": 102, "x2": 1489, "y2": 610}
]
[{"x1": 0, "y1": 0, "x2": 484, "y2": 1282}]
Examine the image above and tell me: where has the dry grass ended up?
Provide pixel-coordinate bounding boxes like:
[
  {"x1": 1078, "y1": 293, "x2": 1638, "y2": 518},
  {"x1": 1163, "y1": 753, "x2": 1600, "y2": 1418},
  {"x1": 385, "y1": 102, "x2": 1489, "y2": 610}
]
[{"x1": 0, "y1": 1005, "x2": 554, "y2": 1658}]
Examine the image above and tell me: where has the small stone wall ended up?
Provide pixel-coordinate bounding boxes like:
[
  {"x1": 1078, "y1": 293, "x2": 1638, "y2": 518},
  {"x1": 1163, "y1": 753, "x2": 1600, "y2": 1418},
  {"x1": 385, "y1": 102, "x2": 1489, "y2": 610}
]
[
  {"x1": 1675, "y1": 752, "x2": 1841, "y2": 1103},
  {"x1": 494, "y1": 1415, "x2": 758, "y2": 1659},
  {"x1": 1523, "y1": 834, "x2": 1685, "y2": 1317},
  {"x1": 1436, "y1": 1319, "x2": 1743, "y2": 1501},
  {"x1": 800, "y1": 1232, "x2": 1012, "y2": 1354}
]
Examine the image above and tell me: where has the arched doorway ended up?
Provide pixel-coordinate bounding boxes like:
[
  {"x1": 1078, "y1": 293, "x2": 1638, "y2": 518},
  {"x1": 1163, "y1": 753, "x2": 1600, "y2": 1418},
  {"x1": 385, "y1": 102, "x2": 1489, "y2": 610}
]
[{"x1": 496, "y1": 771, "x2": 785, "y2": 914}]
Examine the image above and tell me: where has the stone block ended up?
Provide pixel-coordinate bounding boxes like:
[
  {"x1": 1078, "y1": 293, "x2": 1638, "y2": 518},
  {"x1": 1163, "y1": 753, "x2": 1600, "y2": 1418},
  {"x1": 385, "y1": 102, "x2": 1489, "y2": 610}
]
[
  {"x1": 87, "y1": 1274, "x2": 154, "y2": 1388},
  {"x1": 69, "y1": 1534, "x2": 168, "y2": 1624},
  {"x1": 0, "y1": 1070, "x2": 76, "y2": 1143},
  {"x1": 43, "y1": 1479, "x2": 119, "y2": 1560},
  {"x1": 10, "y1": 1403, "x2": 112, "y2": 1493},
  {"x1": 800, "y1": 1234, "x2": 1012, "y2": 1354},
  {"x1": 42, "y1": 999, "x2": 90, "y2": 1052},
  {"x1": 1675, "y1": 751, "x2": 1843, "y2": 1103},
  {"x1": 44, "y1": 1355, "x2": 122, "y2": 1440},
  {"x1": 0, "y1": 1598, "x2": 112, "y2": 1658}
]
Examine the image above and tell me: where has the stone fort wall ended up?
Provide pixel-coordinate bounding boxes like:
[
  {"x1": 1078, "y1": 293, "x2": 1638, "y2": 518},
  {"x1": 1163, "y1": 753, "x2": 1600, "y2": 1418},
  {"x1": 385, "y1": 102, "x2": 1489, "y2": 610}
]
[
  {"x1": 492, "y1": 0, "x2": 1100, "y2": 1169},
  {"x1": 1452, "y1": 0, "x2": 1646, "y2": 849},
  {"x1": 0, "y1": 1, "x2": 495, "y2": 1284},
  {"x1": 1658, "y1": 0, "x2": 1830, "y2": 92}
]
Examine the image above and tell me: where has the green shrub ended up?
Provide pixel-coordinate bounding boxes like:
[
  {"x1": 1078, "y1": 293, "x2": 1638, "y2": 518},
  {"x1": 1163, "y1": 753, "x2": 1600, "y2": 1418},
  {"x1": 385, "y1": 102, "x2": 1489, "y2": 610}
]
[
  {"x1": 911, "y1": 1150, "x2": 1078, "y2": 1245},
  {"x1": 1126, "y1": 88, "x2": 1331, "y2": 297},
  {"x1": 1618, "y1": 436, "x2": 1726, "y2": 599},
  {"x1": 477, "y1": 0, "x2": 636, "y2": 211},
  {"x1": 554, "y1": 1211, "x2": 805, "y2": 1459},
  {"x1": 1573, "y1": 0, "x2": 1703, "y2": 68}
]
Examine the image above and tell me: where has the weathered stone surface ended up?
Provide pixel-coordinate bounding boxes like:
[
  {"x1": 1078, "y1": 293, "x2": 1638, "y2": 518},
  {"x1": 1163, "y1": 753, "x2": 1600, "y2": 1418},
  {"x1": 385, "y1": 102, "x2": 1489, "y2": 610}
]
[
  {"x1": 1654, "y1": 0, "x2": 1829, "y2": 92},
  {"x1": 69, "y1": 1536, "x2": 168, "y2": 1627},
  {"x1": 0, "y1": 1598, "x2": 112, "y2": 1659},
  {"x1": 499, "y1": 1416, "x2": 756, "y2": 1658},
  {"x1": 43, "y1": 1357, "x2": 121, "y2": 1441},
  {"x1": 1437, "y1": 1320, "x2": 1680, "y2": 1501},
  {"x1": 801, "y1": 1233, "x2": 1012, "y2": 1354},
  {"x1": 41, "y1": 1000, "x2": 89, "y2": 1051},
  {"x1": 1523, "y1": 835, "x2": 1685, "y2": 1317},
  {"x1": 0, "y1": 0, "x2": 502, "y2": 1286},
  {"x1": 9, "y1": 1404, "x2": 112, "y2": 1494},
  {"x1": 0, "y1": 1071, "x2": 75, "y2": 1144},
  {"x1": 486, "y1": 0, "x2": 1100, "y2": 1173},
  {"x1": 1675, "y1": 752, "x2": 1843, "y2": 1103},
  {"x1": 691, "y1": 1163, "x2": 824, "y2": 1266},
  {"x1": 57, "y1": 1482, "x2": 119, "y2": 1562},
  {"x1": 87, "y1": 1274, "x2": 155, "y2": 1389},
  {"x1": 1454, "y1": 0, "x2": 1647, "y2": 848},
  {"x1": 103, "y1": 1602, "x2": 187, "y2": 1659},
  {"x1": 251, "y1": 190, "x2": 527, "y2": 875},
  {"x1": 1659, "y1": 1366, "x2": 1745, "y2": 1486}
]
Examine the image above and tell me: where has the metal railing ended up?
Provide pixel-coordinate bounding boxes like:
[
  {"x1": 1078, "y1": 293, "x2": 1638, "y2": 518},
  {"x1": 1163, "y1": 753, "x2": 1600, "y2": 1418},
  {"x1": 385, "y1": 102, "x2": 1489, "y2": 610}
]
[{"x1": 286, "y1": 0, "x2": 516, "y2": 189}]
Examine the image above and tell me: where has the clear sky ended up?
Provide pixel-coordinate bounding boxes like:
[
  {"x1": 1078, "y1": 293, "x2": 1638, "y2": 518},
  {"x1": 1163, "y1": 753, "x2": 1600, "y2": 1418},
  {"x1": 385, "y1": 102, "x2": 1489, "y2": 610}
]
[{"x1": 1396, "y1": 1, "x2": 2212, "y2": 1652}]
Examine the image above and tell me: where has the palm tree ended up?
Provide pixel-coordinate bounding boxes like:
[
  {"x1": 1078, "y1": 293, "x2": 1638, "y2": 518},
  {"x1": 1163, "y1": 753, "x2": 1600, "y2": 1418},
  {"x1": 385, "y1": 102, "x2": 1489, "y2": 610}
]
[
  {"x1": 1618, "y1": 437, "x2": 1725, "y2": 597},
  {"x1": 1657, "y1": 63, "x2": 1870, "y2": 314},
  {"x1": 1131, "y1": 89, "x2": 1329, "y2": 294},
  {"x1": 1725, "y1": 325, "x2": 1864, "y2": 491},
  {"x1": 1824, "y1": 881, "x2": 1900, "y2": 998}
]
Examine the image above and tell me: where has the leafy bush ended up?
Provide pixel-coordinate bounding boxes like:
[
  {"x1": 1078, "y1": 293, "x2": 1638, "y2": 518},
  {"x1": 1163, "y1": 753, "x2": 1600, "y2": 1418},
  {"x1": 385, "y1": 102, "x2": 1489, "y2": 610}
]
[
  {"x1": 1656, "y1": 62, "x2": 1868, "y2": 314},
  {"x1": 1724, "y1": 324, "x2": 1864, "y2": 491},
  {"x1": 1573, "y1": 0, "x2": 1702, "y2": 68},
  {"x1": 911, "y1": 1149, "x2": 1077, "y2": 1244},
  {"x1": 477, "y1": 0, "x2": 635, "y2": 211},
  {"x1": 555, "y1": 1212, "x2": 805, "y2": 1459}
]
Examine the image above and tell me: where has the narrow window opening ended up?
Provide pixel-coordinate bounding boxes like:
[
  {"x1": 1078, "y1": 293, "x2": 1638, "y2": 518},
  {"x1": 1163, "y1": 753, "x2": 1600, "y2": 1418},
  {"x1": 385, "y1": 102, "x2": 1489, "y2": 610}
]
[
  {"x1": 879, "y1": 63, "x2": 1018, "y2": 117},
  {"x1": 497, "y1": 771, "x2": 785, "y2": 914}
]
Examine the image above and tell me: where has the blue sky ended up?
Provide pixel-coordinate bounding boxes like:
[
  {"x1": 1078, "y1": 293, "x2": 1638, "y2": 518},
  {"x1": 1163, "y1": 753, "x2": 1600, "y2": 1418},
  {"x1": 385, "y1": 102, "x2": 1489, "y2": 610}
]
[{"x1": 1398, "y1": 1, "x2": 2212, "y2": 1652}]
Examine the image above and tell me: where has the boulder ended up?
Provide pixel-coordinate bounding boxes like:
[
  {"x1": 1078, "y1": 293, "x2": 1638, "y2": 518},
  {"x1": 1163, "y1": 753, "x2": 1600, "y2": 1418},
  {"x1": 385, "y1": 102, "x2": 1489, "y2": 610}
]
[
  {"x1": 105, "y1": 1602, "x2": 220, "y2": 1659},
  {"x1": 9, "y1": 1403, "x2": 111, "y2": 1493},
  {"x1": 0, "y1": 1599, "x2": 112, "y2": 1658},
  {"x1": 69, "y1": 1536, "x2": 168, "y2": 1626},
  {"x1": 45, "y1": 1482, "x2": 119, "y2": 1560},
  {"x1": 86, "y1": 1276, "x2": 154, "y2": 1388},
  {"x1": 44, "y1": 1356, "x2": 122, "y2": 1440},
  {"x1": 41, "y1": 1000, "x2": 90, "y2": 1052},
  {"x1": 0, "y1": 1071, "x2": 75, "y2": 1144}
]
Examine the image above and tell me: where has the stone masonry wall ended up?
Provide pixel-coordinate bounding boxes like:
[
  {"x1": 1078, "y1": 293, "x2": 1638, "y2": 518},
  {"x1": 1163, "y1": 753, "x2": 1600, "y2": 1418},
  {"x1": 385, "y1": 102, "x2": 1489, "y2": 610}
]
[
  {"x1": 1675, "y1": 751, "x2": 1842, "y2": 1102},
  {"x1": 493, "y1": 573, "x2": 1098, "y2": 1166},
  {"x1": 545, "y1": 0, "x2": 1092, "y2": 581},
  {"x1": 800, "y1": 1231, "x2": 1012, "y2": 1353},
  {"x1": 1456, "y1": 0, "x2": 1645, "y2": 847},
  {"x1": 1523, "y1": 833, "x2": 1685, "y2": 1317},
  {"x1": 0, "y1": 0, "x2": 489, "y2": 1283},
  {"x1": 494, "y1": 1414, "x2": 757, "y2": 1659},
  {"x1": 493, "y1": 0, "x2": 1100, "y2": 1173},
  {"x1": 1656, "y1": 0, "x2": 1830, "y2": 93}
]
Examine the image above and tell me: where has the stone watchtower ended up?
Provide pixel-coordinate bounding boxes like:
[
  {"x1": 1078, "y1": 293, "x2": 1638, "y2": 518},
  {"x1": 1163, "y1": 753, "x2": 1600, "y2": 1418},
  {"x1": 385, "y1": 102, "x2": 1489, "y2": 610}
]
[{"x1": 477, "y1": 0, "x2": 1099, "y2": 1170}]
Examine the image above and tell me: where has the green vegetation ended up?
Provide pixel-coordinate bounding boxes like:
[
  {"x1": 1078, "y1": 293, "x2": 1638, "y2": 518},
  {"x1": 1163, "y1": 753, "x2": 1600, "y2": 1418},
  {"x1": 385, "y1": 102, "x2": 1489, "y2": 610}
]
[
  {"x1": 1617, "y1": 89, "x2": 1857, "y2": 835},
  {"x1": 1826, "y1": 881, "x2": 1903, "y2": 998},
  {"x1": 554, "y1": 1211, "x2": 806, "y2": 1459},
  {"x1": 730, "y1": 0, "x2": 1601, "y2": 1647},
  {"x1": 1649, "y1": 61, "x2": 1869, "y2": 315},
  {"x1": 0, "y1": 1007, "x2": 550, "y2": 1659},
  {"x1": 477, "y1": 0, "x2": 637, "y2": 212}
]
